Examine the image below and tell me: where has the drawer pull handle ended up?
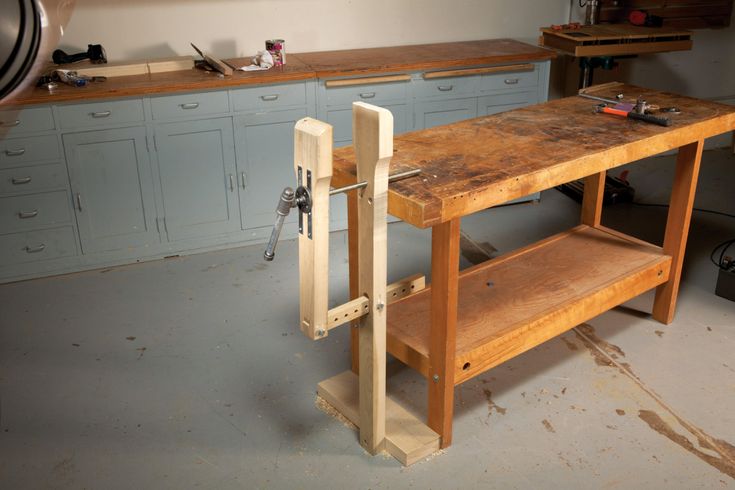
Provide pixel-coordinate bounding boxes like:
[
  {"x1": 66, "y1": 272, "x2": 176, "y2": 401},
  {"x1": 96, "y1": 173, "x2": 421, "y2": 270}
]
[
  {"x1": 359, "y1": 92, "x2": 376, "y2": 99},
  {"x1": 12, "y1": 176, "x2": 32, "y2": 185},
  {"x1": 180, "y1": 103, "x2": 200, "y2": 110},
  {"x1": 240, "y1": 172, "x2": 247, "y2": 189},
  {"x1": 24, "y1": 244, "x2": 46, "y2": 254},
  {"x1": 229, "y1": 174, "x2": 235, "y2": 192},
  {"x1": 260, "y1": 95, "x2": 279, "y2": 101},
  {"x1": 1, "y1": 120, "x2": 21, "y2": 127},
  {"x1": 504, "y1": 78, "x2": 520, "y2": 85},
  {"x1": 76, "y1": 193, "x2": 83, "y2": 212},
  {"x1": 437, "y1": 85, "x2": 454, "y2": 92},
  {"x1": 91, "y1": 111, "x2": 112, "y2": 118},
  {"x1": 5, "y1": 148, "x2": 26, "y2": 157},
  {"x1": 18, "y1": 210, "x2": 39, "y2": 219}
]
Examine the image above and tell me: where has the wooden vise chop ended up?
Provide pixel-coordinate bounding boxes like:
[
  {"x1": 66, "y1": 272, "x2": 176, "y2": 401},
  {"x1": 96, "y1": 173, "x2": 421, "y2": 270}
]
[{"x1": 263, "y1": 102, "x2": 440, "y2": 465}]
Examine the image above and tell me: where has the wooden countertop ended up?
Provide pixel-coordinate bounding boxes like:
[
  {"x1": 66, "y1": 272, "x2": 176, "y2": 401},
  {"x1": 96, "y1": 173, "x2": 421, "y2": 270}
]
[
  {"x1": 5, "y1": 39, "x2": 554, "y2": 107},
  {"x1": 332, "y1": 83, "x2": 735, "y2": 228},
  {"x1": 295, "y1": 39, "x2": 554, "y2": 78}
]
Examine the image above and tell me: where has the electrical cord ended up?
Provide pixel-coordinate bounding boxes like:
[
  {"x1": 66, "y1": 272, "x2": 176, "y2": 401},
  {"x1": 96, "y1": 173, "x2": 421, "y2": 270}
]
[
  {"x1": 631, "y1": 201, "x2": 735, "y2": 220},
  {"x1": 629, "y1": 201, "x2": 735, "y2": 270}
]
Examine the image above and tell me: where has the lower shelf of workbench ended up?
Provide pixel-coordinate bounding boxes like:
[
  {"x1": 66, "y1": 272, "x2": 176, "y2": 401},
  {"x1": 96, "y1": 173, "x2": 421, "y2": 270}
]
[{"x1": 387, "y1": 224, "x2": 672, "y2": 384}]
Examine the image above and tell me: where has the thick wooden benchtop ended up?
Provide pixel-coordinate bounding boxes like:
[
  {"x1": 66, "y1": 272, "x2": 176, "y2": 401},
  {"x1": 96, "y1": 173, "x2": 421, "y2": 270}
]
[
  {"x1": 332, "y1": 83, "x2": 735, "y2": 228},
  {"x1": 5, "y1": 39, "x2": 554, "y2": 107}
]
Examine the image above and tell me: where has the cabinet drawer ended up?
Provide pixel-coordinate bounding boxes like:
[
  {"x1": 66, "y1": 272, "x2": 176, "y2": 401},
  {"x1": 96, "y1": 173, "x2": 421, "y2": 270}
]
[
  {"x1": 231, "y1": 83, "x2": 307, "y2": 112},
  {"x1": 0, "y1": 106, "x2": 55, "y2": 136},
  {"x1": 57, "y1": 99, "x2": 145, "y2": 129},
  {"x1": 413, "y1": 76, "x2": 478, "y2": 99},
  {"x1": 324, "y1": 79, "x2": 409, "y2": 107},
  {"x1": 0, "y1": 134, "x2": 60, "y2": 167},
  {"x1": 480, "y1": 66, "x2": 538, "y2": 92},
  {"x1": 0, "y1": 226, "x2": 76, "y2": 266},
  {"x1": 151, "y1": 91, "x2": 230, "y2": 120},
  {"x1": 478, "y1": 91, "x2": 538, "y2": 116},
  {"x1": 0, "y1": 190, "x2": 71, "y2": 232},
  {"x1": 0, "y1": 163, "x2": 68, "y2": 196}
]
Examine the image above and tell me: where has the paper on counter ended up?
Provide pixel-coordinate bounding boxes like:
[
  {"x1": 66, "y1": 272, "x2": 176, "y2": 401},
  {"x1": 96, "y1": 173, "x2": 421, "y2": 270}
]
[{"x1": 238, "y1": 50, "x2": 274, "y2": 71}]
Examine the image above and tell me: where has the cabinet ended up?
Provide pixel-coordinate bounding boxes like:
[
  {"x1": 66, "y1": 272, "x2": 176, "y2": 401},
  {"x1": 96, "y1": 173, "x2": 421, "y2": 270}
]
[
  {"x1": 235, "y1": 108, "x2": 308, "y2": 236},
  {"x1": 414, "y1": 98, "x2": 477, "y2": 130},
  {"x1": 154, "y1": 117, "x2": 240, "y2": 241},
  {"x1": 64, "y1": 127, "x2": 159, "y2": 253},
  {"x1": 0, "y1": 49, "x2": 552, "y2": 283}
]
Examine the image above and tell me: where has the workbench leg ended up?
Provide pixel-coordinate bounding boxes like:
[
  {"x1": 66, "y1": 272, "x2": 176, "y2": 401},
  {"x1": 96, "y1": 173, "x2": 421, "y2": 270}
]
[
  {"x1": 347, "y1": 190, "x2": 360, "y2": 374},
  {"x1": 652, "y1": 140, "x2": 704, "y2": 324},
  {"x1": 428, "y1": 218, "x2": 461, "y2": 448},
  {"x1": 581, "y1": 171, "x2": 606, "y2": 227}
]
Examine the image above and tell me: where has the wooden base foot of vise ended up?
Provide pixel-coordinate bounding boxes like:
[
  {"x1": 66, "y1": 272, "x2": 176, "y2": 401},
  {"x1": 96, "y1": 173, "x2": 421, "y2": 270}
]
[{"x1": 317, "y1": 371, "x2": 440, "y2": 466}]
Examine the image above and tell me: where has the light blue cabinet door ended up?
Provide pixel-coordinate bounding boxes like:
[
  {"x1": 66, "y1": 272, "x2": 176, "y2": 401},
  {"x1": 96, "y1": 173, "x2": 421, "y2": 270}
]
[
  {"x1": 414, "y1": 98, "x2": 477, "y2": 130},
  {"x1": 64, "y1": 127, "x2": 159, "y2": 253},
  {"x1": 154, "y1": 118, "x2": 240, "y2": 241},
  {"x1": 327, "y1": 103, "x2": 409, "y2": 145},
  {"x1": 234, "y1": 108, "x2": 308, "y2": 232}
]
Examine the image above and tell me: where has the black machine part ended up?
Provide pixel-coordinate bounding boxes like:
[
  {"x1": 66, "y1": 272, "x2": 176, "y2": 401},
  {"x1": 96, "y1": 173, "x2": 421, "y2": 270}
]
[
  {"x1": 52, "y1": 44, "x2": 107, "y2": 64},
  {"x1": 715, "y1": 265, "x2": 735, "y2": 302},
  {"x1": 0, "y1": 0, "x2": 42, "y2": 101}
]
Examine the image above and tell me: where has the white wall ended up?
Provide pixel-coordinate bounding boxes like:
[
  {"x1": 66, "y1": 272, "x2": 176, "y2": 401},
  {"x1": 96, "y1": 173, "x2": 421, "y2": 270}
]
[
  {"x1": 60, "y1": 0, "x2": 570, "y2": 59},
  {"x1": 60, "y1": 0, "x2": 734, "y2": 103}
]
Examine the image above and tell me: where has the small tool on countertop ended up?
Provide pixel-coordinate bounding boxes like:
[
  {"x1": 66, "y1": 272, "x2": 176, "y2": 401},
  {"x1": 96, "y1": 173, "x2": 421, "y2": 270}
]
[
  {"x1": 579, "y1": 92, "x2": 672, "y2": 127},
  {"x1": 190, "y1": 43, "x2": 233, "y2": 76}
]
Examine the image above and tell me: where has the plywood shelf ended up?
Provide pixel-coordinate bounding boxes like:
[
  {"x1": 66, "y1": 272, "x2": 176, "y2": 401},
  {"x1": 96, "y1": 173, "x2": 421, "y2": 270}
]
[{"x1": 386, "y1": 225, "x2": 672, "y2": 384}]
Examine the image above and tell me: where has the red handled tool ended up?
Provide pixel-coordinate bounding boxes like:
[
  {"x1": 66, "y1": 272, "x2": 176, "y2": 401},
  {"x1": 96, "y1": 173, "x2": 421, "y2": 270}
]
[{"x1": 595, "y1": 105, "x2": 672, "y2": 127}]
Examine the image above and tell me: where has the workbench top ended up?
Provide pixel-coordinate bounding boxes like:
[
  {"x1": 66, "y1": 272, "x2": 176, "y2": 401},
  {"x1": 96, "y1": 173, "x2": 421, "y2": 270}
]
[
  {"x1": 332, "y1": 83, "x2": 735, "y2": 228},
  {"x1": 5, "y1": 39, "x2": 554, "y2": 107}
]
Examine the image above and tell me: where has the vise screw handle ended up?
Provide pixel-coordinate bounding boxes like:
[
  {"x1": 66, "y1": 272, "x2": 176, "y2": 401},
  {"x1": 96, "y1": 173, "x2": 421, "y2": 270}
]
[{"x1": 263, "y1": 187, "x2": 295, "y2": 261}]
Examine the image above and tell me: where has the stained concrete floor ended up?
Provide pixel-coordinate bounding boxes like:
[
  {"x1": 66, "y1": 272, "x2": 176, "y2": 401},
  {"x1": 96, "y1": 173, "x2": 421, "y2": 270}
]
[{"x1": 1, "y1": 149, "x2": 734, "y2": 489}]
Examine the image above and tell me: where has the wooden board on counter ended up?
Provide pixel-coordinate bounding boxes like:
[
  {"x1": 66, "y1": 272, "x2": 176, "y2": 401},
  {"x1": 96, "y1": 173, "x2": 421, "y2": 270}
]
[{"x1": 332, "y1": 83, "x2": 735, "y2": 228}]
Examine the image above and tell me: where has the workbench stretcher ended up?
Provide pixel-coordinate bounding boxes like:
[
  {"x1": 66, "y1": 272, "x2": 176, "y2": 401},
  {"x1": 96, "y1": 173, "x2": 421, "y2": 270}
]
[{"x1": 329, "y1": 82, "x2": 735, "y2": 450}]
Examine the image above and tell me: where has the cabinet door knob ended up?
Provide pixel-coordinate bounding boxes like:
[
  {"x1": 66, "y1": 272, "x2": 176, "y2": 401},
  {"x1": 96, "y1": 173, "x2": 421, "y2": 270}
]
[
  {"x1": 437, "y1": 85, "x2": 453, "y2": 91},
  {"x1": 1, "y1": 120, "x2": 21, "y2": 127},
  {"x1": 91, "y1": 111, "x2": 112, "y2": 118},
  {"x1": 359, "y1": 92, "x2": 376, "y2": 99},
  {"x1": 260, "y1": 95, "x2": 279, "y2": 101},
  {"x1": 24, "y1": 244, "x2": 46, "y2": 254},
  {"x1": 18, "y1": 210, "x2": 39, "y2": 219},
  {"x1": 76, "y1": 193, "x2": 83, "y2": 212},
  {"x1": 180, "y1": 103, "x2": 200, "y2": 110},
  {"x1": 12, "y1": 176, "x2": 32, "y2": 185},
  {"x1": 5, "y1": 148, "x2": 25, "y2": 157},
  {"x1": 504, "y1": 78, "x2": 520, "y2": 85}
]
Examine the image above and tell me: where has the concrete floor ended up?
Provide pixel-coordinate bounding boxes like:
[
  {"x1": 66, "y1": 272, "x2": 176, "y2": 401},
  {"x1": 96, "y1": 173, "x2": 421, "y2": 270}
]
[{"x1": 1, "y1": 149, "x2": 734, "y2": 489}]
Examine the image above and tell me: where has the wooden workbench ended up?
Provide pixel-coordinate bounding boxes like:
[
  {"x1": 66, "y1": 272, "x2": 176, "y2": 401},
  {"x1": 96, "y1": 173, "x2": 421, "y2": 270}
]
[{"x1": 331, "y1": 83, "x2": 735, "y2": 448}]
